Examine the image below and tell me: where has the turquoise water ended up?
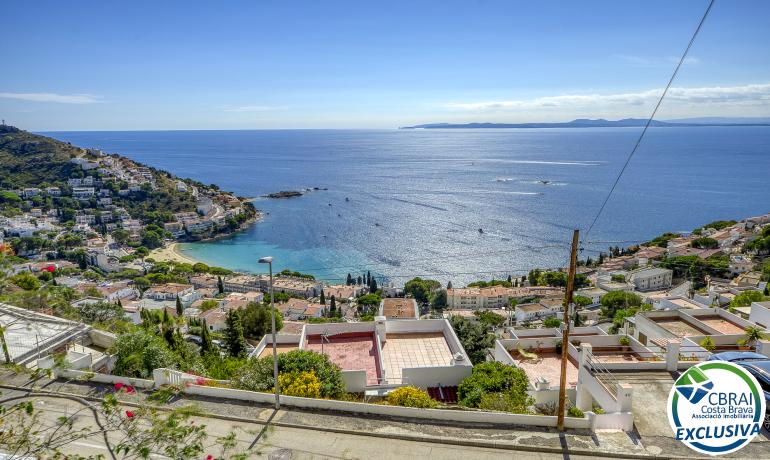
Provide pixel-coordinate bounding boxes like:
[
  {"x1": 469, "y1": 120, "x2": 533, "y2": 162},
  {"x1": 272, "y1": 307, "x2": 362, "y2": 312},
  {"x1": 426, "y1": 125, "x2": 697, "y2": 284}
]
[{"x1": 46, "y1": 127, "x2": 770, "y2": 285}]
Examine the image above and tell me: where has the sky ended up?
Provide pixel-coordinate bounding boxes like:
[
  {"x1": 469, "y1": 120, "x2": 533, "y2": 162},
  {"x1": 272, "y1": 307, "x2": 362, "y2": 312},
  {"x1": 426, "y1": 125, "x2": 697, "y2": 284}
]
[{"x1": 1, "y1": 0, "x2": 769, "y2": 130}]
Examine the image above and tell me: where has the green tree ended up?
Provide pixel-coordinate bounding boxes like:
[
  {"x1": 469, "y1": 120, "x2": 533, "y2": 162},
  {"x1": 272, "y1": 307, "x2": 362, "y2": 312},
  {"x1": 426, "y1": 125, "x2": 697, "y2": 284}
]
[
  {"x1": 240, "y1": 301, "x2": 283, "y2": 340},
  {"x1": 329, "y1": 295, "x2": 337, "y2": 317},
  {"x1": 112, "y1": 329, "x2": 179, "y2": 378},
  {"x1": 320, "y1": 290, "x2": 326, "y2": 305},
  {"x1": 404, "y1": 277, "x2": 440, "y2": 304},
  {"x1": 690, "y1": 237, "x2": 719, "y2": 249},
  {"x1": 449, "y1": 315, "x2": 494, "y2": 364},
  {"x1": 346, "y1": 273, "x2": 353, "y2": 285},
  {"x1": 543, "y1": 317, "x2": 561, "y2": 328},
  {"x1": 217, "y1": 275, "x2": 224, "y2": 294},
  {"x1": 223, "y1": 310, "x2": 247, "y2": 358},
  {"x1": 175, "y1": 295, "x2": 183, "y2": 316},
  {"x1": 600, "y1": 291, "x2": 642, "y2": 319},
  {"x1": 474, "y1": 310, "x2": 505, "y2": 329},
  {"x1": 431, "y1": 289, "x2": 447, "y2": 310},
  {"x1": 199, "y1": 320, "x2": 214, "y2": 354},
  {"x1": 729, "y1": 290, "x2": 767, "y2": 309},
  {"x1": 111, "y1": 228, "x2": 131, "y2": 245}
]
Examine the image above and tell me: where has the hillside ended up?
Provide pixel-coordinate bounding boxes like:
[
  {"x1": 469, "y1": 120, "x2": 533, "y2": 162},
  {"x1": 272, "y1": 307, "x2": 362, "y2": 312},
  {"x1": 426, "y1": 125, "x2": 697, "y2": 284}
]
[
  {"x1": 398, "y1": 118, "x2": 770, "y2": 129},
  {"x1": 0, "y1": 125, "x2": 255, "y2": 239},
  {"x1": 0, "y1": 125, "x2": 83, "y2": 189}
]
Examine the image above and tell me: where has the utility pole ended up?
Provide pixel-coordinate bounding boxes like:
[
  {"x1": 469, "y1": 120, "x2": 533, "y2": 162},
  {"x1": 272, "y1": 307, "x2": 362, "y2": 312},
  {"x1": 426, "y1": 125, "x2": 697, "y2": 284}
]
[{"x1": 557, "y1": 229, "x2": 580, "y2": 431}]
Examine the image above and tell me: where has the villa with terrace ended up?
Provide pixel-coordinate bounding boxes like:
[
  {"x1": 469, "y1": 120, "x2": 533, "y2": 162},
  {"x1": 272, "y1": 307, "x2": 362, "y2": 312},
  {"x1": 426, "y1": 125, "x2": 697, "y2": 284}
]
[{"x1": 250, "y1": 317, "x2": 472, "y2": 394}]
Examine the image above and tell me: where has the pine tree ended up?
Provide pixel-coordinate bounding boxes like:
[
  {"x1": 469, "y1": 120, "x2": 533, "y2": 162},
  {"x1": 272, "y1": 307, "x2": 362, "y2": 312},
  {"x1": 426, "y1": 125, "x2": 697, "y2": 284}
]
[
  {"x1": 346, "y1": 273, "x2": 353, "y2": 286},
  {"x1": 175, "y1": 295, "x2": 183, "y2": 316},
  {"x1": 369, "y1": 277, "x2": 378, "y2": 293},
  {"x1": 367, "y1": 271, "x2": 371, "y2": 285},
  {"x1": 217, "y1": 276, "x2": 224, "y2": 294},
  {"x1": 320, "y1": 290, "x2": 326, "y2": 305},
  {"x1": 329, "y1": 296, "x2": 337, "y2": 317},
  {"x1": 200, "y1": 320, "x2": 214, "y2": 354},
  {"x1": 357, "y1": 276, "x2": 362, "y2": 285},
  {"x1": 223, "y1": 310, "x2": 247, "y2": 358},
  {"x1": 447, "y1": 281, "x2": 453, "y2": 290},
  {"x1": 507, "y1": 275, "x2": 512, "y2": 283},
  {"x1": 162, "y1": 308, "x2": 171, "y2": 324}
]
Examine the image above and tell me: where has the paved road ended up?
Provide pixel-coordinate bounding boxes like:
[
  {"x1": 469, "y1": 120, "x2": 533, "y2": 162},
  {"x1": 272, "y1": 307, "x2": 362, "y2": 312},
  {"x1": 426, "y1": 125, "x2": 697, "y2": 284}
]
[{"x1": 6, "y1": 394, "x2": 602, "y2": 460}]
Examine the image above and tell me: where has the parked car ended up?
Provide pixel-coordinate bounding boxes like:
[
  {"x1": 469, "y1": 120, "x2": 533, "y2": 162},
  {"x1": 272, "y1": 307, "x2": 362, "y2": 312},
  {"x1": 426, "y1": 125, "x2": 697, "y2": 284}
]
[
  {"x1": 707, "y1": 351, "x2": 767, "y2": 362},
  {"x1": 707, "y1": 352, "x2": 770, "y2": 431}
]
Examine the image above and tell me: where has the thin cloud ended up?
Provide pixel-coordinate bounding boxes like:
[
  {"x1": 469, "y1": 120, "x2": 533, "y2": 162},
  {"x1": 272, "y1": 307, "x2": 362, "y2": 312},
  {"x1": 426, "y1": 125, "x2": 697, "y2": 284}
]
[
  {"x1": 444, "y1": 83, "x2": 770, "y2": 111},
  {"x1": 222, "y1": 105, "x2": 284, "y2": 112},
  {"x1": 0, "y1": 92, "x2": 102, "y2": 104}
]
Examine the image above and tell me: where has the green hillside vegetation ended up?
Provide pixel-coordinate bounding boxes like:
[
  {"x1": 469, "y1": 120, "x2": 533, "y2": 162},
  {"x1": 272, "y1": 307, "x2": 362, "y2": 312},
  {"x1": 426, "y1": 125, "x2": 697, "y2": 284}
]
[{"x1": 0, "y1": 125, "x2": 82, "y2": 189}]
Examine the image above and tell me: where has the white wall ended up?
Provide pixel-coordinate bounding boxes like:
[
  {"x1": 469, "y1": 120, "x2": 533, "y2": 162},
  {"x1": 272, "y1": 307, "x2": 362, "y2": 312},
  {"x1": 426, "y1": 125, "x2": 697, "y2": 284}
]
[
  {"x1": 55, "y1": 368, "x2": 155, "y2": 388},
  {"x1": 401, "y1": 365, "x2": 472, "y2": 389},
  {"x1": 182, "y1": 384, "x2": 593, "y2": 429},
  {"x1": 341, "y1": 370, "x2": 367, "y2": 393},
  {"x1": 749, "y1": 302, "x2": 770, "y2": 329}
]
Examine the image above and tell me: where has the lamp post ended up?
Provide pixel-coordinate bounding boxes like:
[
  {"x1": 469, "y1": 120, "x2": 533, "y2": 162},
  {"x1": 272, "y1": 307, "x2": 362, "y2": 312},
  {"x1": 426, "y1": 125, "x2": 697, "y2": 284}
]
[{"x1": 258, "y1": 256, "x2": 280, "y2": 410}]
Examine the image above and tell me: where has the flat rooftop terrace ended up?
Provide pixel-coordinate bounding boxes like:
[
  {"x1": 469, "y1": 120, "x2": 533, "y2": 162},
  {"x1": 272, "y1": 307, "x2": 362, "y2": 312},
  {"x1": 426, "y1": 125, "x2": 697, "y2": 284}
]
[
  {"x1": 508, "y1": 349, "x2": 579, "y2": 388},
  {"x1": 696, "y1": 315, "x2": 745, "y2": 335},
  {"x1": 380, "y1": 332, "x2": 453, "y2": 382},
  {"x1": 305, "y1": 332, "x2": 381, "y2": 385},
  {"x1": 653, "y1": 318, "x2": 709, "y2": 337},
  {"x1": 258, "y1": 343, "x2": 298, "y2": 359}
]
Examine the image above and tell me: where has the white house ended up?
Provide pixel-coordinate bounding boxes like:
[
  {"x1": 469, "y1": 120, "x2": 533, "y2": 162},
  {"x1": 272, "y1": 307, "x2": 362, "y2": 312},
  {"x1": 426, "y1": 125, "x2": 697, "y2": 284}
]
[{"x1": 629, "y1": 267, "x2": 673, "y2": 292}]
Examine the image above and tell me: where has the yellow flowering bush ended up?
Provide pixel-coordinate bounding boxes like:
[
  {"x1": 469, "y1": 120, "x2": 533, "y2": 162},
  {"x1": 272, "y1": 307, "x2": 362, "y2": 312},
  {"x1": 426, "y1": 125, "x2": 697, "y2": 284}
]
[
  {"x1": 277, "y1": 371, "x2": 321, "y2": 398},
  {"x1": 386, "y1": 386, "x2": 438, "y2": 408}
]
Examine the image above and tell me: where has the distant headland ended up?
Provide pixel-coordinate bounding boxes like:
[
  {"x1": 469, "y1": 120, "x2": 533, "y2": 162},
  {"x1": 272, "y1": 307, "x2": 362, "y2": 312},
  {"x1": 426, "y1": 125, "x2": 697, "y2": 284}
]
[{"x1": 399, "y1": 117, "x2": 770, "y2": 130}]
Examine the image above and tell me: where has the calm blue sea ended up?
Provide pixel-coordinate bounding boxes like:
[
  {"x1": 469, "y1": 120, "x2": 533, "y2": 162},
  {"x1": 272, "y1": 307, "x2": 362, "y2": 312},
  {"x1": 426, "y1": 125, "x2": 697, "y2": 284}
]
[{"x1": 44, "y1": 127, "x2": 770, "y2": 285}]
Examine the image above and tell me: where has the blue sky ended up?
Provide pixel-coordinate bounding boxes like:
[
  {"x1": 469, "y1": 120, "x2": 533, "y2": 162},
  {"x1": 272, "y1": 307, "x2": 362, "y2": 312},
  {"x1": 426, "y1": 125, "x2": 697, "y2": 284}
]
[{"x1": 1, "y1": 0, "x2": 769, "y2": 130}]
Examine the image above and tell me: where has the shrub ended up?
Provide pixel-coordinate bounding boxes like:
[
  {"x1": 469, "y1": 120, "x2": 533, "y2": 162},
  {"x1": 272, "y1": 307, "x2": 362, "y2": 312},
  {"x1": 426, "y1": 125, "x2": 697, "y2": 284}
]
[
  {"x1": 233, "y1": 350, "x2": 345, "y2": 399},
  {"x1": 278, "y1": 371, "x2": 321, "y2": 398},
  {"x1": 10, "y1": 272, "x2": 41, "y2": 291},
  {"x1": 699, "y1": 336, "x2": 716, "y2": 352},
  {"x1": 478, "y1": 392, "x2": 531, "y2": 413},
  {"x1": 619, "y1": 336, "x2": 630, "y2": 347},
  {"x1": 567, "y1": 406, "x2": 584, "y2": 418},
  {"x1": 543, "y1": 317, "x2": 561, "y2": 328},
  {"x1": 458, "y1": 362, "x2": 532, "y2": 411},
  {"x1": 112, "y1": 330, "x2": 179, "y2": 378},
  {"x1": 386, "y1": 386, "x2": 437, "y2": 408}
]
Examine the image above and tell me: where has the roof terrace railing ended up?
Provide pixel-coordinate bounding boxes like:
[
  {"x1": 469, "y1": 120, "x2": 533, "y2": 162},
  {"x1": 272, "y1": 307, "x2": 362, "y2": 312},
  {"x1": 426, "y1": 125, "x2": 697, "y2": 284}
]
[{"x1": 585, "y1": 350, "x2": 620, "y2": 400}]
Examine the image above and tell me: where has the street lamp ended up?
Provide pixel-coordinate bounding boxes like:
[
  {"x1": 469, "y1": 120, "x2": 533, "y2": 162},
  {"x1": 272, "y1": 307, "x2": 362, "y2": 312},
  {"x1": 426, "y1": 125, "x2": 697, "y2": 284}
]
[{"x1": 258, "y1": 256, "x2": 280, "y2": 410}]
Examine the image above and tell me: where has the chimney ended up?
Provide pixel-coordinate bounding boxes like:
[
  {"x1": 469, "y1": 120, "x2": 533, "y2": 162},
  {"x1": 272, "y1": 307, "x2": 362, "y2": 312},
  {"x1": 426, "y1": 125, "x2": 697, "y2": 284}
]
[{"x1": 375, "y1": 316, "x2": 387, "y2": 344}]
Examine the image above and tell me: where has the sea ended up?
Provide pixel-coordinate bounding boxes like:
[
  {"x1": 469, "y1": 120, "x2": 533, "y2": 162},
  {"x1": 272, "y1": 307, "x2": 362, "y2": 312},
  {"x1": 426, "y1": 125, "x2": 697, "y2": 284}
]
[{"x1": 44, "y1": 127, "x2": 770, "y2": 286}]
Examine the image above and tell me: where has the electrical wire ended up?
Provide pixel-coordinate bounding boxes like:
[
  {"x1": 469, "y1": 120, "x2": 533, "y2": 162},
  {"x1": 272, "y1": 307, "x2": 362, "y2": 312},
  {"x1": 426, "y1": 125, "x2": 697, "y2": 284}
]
[{"x1": 583, "y1": 0, "x2": 716, "y2": 240}]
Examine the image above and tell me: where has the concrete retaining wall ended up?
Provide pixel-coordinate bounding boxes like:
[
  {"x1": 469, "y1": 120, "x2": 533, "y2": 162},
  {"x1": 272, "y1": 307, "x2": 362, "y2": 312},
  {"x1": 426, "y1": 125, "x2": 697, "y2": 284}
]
[
  {"x1": 183, "y1": 383, "x2": 593, "y2": 429},
  {"x1": 56, "y1": 368, "x2": 154, "y2": 388}
]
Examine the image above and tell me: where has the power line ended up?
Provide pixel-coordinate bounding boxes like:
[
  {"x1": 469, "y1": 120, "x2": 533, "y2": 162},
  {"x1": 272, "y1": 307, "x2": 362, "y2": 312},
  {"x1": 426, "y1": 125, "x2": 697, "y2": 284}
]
[{"x1": 583, "y1": 0, "x2": 716, "y2": 240}]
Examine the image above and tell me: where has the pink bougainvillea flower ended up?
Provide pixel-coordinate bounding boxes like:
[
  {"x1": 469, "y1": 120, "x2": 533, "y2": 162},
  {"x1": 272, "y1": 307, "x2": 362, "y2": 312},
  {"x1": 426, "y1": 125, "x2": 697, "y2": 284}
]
[
  {"x1": 125, "y1": 410, "x2": 135, "y2": 418},
  {"x1": 205, "y1": 455, "x2": 213, "y2": 460},
  {"x1": 196, "y1": 377, "x2": 206, "y2": 386},
  {"x1": 125, "y1": 385, "x2": 135, "y2": 394},
  {"x1": 114, "y1": 383, "x2": 124, "y2": 391},
  {"x1": 46, "y1": 265, "x2": 56, "y2": 272}
]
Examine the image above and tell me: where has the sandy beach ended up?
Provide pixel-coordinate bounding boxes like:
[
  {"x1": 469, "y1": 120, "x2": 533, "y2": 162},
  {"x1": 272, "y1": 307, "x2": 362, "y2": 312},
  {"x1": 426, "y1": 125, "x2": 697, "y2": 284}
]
[{"x1": 149, "y1": 243, "x2": 200, "y2": 265}]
